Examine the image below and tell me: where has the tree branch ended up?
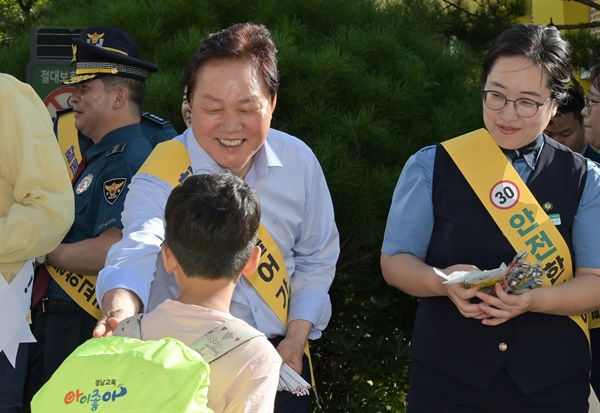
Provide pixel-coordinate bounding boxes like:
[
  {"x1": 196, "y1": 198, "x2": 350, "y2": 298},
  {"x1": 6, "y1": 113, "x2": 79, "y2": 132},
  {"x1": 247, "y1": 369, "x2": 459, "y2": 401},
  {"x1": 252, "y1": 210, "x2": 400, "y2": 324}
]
[
  {"x1": 0, "y1": 11, "x2": 24, "y2": 29},
  {"x1": 567, "y1": 0, "x2": 600, "y2": 11},
  {"x1": 552, "y1": 22, "x2": 600, "y2": 30},
  {"x1": 440, "y1": 0, "x2": 479, "y2": 18},
  {"x1": 337, "y1": 250, "x2": 378, "y2": 273}
]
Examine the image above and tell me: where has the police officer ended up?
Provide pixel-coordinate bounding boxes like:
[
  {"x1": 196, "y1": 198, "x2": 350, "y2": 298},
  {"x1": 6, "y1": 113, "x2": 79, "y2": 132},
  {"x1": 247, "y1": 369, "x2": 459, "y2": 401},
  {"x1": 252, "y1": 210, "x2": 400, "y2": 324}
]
[
  {"x1": 54, "y1": 107, "x2": 178, "y2": 160},
  {"x1": 25, "y1": 26, "x2": 161, "y2": 407}
]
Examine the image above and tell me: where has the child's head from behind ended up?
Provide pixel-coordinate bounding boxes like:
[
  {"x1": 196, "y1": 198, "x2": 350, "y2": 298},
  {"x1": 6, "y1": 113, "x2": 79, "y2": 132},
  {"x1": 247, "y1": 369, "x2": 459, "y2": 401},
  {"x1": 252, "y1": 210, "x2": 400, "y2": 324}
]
[{"x1": 164, "y1": 172, "x2": 261, "y2": 280}]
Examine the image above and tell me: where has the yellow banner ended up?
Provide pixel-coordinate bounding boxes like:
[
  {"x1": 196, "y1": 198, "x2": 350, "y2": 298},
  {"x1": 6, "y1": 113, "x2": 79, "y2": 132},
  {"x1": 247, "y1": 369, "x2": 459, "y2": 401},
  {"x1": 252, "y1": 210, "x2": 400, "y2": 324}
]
[
  {"x1": 56, "y1": 111, "x2": 82, "y2": 181},
  {"x1": 45, "y1": 265, "x2": 102, "y2": 319},
  {"x1": 442, "y1": 129, "x2": 589, "y2": 341}
]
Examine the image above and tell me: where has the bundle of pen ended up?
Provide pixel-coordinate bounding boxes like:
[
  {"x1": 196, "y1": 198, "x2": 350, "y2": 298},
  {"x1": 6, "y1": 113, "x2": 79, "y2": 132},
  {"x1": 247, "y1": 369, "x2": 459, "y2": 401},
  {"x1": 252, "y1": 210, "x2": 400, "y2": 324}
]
[
  {"x1": 434, "y1": 250, "x2": 549, "y2": 294},
  {"x1": 278, "y1": 363, "x2": 311, "y2": 396},
  {"x1": 501, "y1": 250, "x2": 548, "y2": 294}
]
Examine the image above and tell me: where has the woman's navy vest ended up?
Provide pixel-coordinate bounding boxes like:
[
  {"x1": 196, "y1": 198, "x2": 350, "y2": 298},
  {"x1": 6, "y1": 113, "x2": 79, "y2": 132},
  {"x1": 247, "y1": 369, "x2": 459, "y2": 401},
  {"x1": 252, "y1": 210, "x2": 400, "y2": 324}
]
[{"x1": 411, "y1": 137, "x2": 589, "y2": 394}]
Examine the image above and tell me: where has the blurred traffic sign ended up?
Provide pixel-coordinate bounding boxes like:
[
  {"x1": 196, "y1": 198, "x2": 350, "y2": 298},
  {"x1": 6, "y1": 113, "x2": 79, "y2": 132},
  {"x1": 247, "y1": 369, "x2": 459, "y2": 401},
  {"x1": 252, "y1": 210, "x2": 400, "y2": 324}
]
[
  {"x1": 43, "y1": 86, "x2": 77, "y2": 118},
  {"x1": 26, "y1": 27, "x2": 81, "y2": 118}
]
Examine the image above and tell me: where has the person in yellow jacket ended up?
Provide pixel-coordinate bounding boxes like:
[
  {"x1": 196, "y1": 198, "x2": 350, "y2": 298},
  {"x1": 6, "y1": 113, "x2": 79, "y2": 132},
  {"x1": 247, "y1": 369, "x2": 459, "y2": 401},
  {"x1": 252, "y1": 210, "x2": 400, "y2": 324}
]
[{"x1": 0, "y1": 73, "x2": 74, "y2": 413}]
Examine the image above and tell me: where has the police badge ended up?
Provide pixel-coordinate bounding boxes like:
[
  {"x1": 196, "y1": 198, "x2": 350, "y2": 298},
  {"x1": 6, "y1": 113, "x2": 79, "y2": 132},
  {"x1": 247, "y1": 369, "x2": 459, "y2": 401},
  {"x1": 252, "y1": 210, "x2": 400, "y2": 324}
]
[
  {"x1": 104, "y1": 178, "x2": 127, "y2": 205},
  {"x1": 75, "y1": 174, "x2": 93, "y2": 195}
]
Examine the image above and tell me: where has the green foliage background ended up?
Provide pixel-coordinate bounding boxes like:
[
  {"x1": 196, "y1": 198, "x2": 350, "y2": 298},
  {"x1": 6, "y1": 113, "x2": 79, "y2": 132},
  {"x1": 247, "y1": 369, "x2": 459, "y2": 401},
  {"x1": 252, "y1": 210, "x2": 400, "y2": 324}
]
[{"x1": 0, "y1": 0, "x2": 487, "y2": 411}]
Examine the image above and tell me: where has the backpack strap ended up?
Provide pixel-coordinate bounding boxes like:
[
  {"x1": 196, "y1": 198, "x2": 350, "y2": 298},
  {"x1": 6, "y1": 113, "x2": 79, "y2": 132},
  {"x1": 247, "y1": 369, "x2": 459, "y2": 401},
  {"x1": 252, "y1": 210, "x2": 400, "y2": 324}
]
[
  {"x1": 116, "y1": 314, "x2": 263, "y2": 364},
  {"x1": 189, "y1": 318, "x2": 264, "y2": 363},
  {"x1": 116, "y1": 314, "x2": 144, "y2": 339}
]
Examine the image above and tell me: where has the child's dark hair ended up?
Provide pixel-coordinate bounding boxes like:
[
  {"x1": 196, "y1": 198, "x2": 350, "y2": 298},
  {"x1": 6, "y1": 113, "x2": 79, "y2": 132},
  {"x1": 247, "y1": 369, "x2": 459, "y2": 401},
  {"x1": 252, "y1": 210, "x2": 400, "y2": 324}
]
[{"x1": 164, "y1": 172, "x2": 261, "y2": 280}]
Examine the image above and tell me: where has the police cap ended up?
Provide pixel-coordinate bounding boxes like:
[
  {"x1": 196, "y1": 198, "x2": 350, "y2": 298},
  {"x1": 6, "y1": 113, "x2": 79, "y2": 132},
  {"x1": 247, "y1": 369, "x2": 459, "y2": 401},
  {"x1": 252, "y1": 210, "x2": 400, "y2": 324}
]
[{"x1": 64, "y1": 26, "x2": 158, "y2": 86}]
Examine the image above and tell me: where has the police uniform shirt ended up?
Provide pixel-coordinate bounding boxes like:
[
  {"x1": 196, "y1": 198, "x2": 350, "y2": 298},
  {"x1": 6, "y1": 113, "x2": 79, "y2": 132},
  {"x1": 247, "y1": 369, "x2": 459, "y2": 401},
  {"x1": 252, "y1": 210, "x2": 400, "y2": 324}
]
[
  {"x1": 47, "y1": 124, "x2": 153, "y2": 301},
  {"x1": 140, "y1": 112, "x2": 178, "y2": 146},
  {"x1": 55, "y1": 108, "x2": 177, "y2": 153}
]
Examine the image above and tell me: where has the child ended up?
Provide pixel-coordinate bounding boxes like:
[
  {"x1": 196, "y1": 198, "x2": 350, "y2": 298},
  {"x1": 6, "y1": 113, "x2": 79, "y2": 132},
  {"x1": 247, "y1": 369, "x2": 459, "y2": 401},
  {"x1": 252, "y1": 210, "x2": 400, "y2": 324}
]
[{"x1": 116, "y1": 173, "x2": 282, "y2": 412}]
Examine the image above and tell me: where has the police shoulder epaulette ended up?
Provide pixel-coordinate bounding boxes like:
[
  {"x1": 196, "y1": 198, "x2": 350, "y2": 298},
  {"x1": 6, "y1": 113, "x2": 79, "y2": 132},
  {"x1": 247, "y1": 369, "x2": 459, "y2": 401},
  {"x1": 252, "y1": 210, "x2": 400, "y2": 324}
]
[
  {"x1": 106, "y1": 143, "x2": 127, "y2": 157},
  {"x1": 142, "y1": 112, "x2": 169, "y2": 125}
]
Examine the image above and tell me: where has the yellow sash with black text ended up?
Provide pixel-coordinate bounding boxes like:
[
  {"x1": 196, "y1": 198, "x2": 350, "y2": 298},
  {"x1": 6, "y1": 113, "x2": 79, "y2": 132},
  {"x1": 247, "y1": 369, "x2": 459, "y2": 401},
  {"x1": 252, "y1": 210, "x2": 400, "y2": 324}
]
[
  {"x1": 48, "y1": 111, "x2": 102, "y2": 319},
  {"x1": 442, "y1": 129, "x2": 589, "y2": 342},
  {"x1": 44, "y1": 265, "x2": 101, "y2": 319},
  {"x1": 56, "y1": 110, "x2": 83, "y2": 181},
  {"x1": 136, "y1": 140, "x2": 316, "y2": 382}
]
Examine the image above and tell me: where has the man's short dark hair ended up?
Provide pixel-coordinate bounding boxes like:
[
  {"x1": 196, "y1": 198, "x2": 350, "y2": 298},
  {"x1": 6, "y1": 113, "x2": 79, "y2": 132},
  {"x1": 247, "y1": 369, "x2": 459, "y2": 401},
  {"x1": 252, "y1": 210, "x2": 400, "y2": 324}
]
[
  {"x1": 164, "y1": 172, "x2": 261, "y2": 280},
  {"x1": 184, "y1": 22, "x2": 279, "y2": 105},
  {"x1": 556, "y1": 86, "x2": 585, "y2": 124},
  {"x1": 101, "y1": 76, "x2": 146, "y2": 113}
]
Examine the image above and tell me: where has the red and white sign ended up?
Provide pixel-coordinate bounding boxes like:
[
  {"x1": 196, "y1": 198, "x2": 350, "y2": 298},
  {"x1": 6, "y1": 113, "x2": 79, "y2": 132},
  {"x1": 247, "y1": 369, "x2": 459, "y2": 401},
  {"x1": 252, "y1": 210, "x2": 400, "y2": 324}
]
[
  {"x1": 489, "y1": 180, "x2": 520, "y2": 210},
  {"x1": 44, "y1": 86, "x2": 76, "y2": 118}
]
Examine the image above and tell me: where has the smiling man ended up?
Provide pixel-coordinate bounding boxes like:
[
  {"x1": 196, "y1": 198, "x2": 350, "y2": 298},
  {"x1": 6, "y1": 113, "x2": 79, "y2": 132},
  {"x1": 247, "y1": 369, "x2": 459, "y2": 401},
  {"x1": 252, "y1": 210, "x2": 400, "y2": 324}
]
[
  {"x1": 95, "y1": 23, "x2": 340, "y2": 413},
  {"x1": 25, "y1": 26, "x2": 157, "y2": 407}
]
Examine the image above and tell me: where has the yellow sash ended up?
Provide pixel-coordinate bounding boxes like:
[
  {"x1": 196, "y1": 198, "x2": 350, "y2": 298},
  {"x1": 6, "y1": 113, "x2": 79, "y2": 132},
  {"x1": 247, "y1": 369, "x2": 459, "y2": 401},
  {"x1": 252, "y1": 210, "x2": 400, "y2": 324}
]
[
  {"x1": 442, "y1": 129, "x2": 589, "y2": 341},
  {"x1": 138, "y1": 140, "x2": 293, "y2": 324},
  {"x1": 56, "y1": 111, "x2": 82, "y2": 181},
  {"x1": 138, "y1": 140, "x2": 315, "y2": 385},
  {"x1": 52, "y1": 112, "x2": 101, "y2": 319},
  {"x1": 45, "y1": 265, "x2": 102, "y2": 319}
]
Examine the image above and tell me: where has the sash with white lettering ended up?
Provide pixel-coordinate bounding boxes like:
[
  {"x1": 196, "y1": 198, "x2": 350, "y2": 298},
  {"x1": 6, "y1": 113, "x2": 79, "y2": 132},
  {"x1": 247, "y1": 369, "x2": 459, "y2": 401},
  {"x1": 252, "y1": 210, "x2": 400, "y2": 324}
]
[
  {"x1": 57, "y1": 111, "x2": 82, "y2": 181},
  {"x1": 137, "y1": 140, "x2": 315, "y2": 385},
  {"x1": 45, "y1": 265, "x2": 102, "y2": 319},
  {"x1": 442, "y1": 129, "x2": 589, "y2": 342}
]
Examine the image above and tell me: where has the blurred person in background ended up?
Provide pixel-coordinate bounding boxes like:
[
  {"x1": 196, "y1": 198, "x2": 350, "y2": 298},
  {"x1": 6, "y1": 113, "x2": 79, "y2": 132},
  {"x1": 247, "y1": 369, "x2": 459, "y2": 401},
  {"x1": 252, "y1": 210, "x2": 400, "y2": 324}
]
[{"x1": 544, "y1": 85, "x2": 600, "y2": 163}]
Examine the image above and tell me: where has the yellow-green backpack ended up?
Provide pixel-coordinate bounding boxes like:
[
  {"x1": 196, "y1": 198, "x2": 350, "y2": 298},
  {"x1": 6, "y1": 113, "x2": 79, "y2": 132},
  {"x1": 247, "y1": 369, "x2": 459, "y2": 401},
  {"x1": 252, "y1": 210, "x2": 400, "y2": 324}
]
[{"x1": 31, "y1": 315, "x2": 263, "y2": 412}]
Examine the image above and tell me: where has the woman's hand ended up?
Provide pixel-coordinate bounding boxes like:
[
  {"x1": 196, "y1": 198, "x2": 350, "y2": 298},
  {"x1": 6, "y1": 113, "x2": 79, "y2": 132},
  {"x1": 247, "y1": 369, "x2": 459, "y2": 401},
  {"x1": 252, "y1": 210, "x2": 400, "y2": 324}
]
[
  {"x1": 440, "y1": 264, "x2": 488, "y2": 320},
  {"x1": 445, "y1": 283, "x2": 488, "y2": 319},
  {"x1": 475, "y1": 283, "x2": 533, "y2": 326}
]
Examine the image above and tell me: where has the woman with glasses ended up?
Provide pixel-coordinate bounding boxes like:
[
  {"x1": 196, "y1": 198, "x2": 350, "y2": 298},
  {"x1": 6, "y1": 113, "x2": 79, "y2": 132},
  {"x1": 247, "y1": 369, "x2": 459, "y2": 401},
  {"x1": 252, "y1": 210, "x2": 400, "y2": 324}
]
[
  {"x1": 583, "y1": 63, "x2": 600, "y2": 150},
  {"x1": 381, "y1": 24, "x2": 600, "y2": 412}
]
